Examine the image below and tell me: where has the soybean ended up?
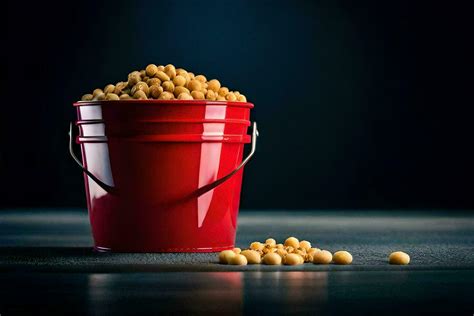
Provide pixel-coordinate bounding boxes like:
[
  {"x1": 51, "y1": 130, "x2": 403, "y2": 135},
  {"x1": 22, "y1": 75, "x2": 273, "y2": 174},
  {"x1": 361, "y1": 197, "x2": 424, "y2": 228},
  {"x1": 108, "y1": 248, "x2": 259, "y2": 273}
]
[
  {"x1": 241, "y1": 250, "x2": 261, "y2": 264},
  {"x1": 173, "y1": 75, "x2": 186, "y2": 87},
  {"x1": 284, "y1": 237, "x2": 300, "y2": 249},
  {"x1": 299, "y1": 241, "x2": 311, "y2": 250},
  {"x1": 105, "y1": 93, "x2": 119, "y2": 100},
  {"x1": 389, "y1": 251, "x2": 410, "y2": 265},
  {"x1": 263, "y1": 253, "x2": 282, "y2": 265},
  {"x1": 80, "y1": 64, "x2": 248, "y2": 102},
  {"x1": 177, "y1": 92, "x2": 193, "y2": 100},
  {"x1": 250, "y1": 242, "x2": 264, "y2": 251},
  {"x1": 312, "y1": 250, "x2": 333, "y2": 264},
  {"x1": 284, "y1": 253, "x2": 303, "y2": 265},
  {"x1": 219, "y1": 250, "x2": 236, "y2": 264},
  {"x1": 333, "y1": 251, "x2": 353, "y2": 265},
  {"x1": 81, "y1": 94, "x2": 93, "y2": 101},
  {"x1": 228, "y1": 254, "x2": 248, "y2": 265},
  {"x1": 191, "y1": 90, "x2": 205, "y2": 100},
  {"x1": 145, "y1": 64, "x2": 158, "y2": 77},
  {"x1": 265, "y1": 238, "x2": 277, "y2": 247}
]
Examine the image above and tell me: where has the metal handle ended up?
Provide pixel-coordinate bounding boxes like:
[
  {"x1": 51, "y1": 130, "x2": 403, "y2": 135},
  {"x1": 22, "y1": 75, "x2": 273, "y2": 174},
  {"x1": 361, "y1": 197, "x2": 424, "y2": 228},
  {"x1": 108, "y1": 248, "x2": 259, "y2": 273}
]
[
  {"x1": 194, "y1": 122, "x2": 259, "y2": 197},
  {"x1": 69, "y1": 122, "x2": 259, "y2": 197},
  {"x1": 68, "y1": 123, "x2": 115, "y2": 193}
]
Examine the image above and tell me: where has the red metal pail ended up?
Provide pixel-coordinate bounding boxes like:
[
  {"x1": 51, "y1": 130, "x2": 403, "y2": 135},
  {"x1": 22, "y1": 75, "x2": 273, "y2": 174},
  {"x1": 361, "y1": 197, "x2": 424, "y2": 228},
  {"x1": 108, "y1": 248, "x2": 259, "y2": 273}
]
[{"x1": 70, "y1": 100, "x2": 257, "y2": 252}]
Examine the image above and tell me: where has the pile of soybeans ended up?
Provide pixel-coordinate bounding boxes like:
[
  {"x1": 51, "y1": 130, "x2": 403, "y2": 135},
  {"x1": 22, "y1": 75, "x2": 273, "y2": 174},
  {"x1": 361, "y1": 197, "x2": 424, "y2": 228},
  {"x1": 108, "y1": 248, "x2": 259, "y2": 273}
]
[
  {"x1": 219, "y1": 237, "x2": 410, "y2": 266},
  {"x1": 219, "y1": 237, "x2": 352, "y2": 266},
  {"x1": 79, "y1": 64, "x2": 247, "y2": 102}
]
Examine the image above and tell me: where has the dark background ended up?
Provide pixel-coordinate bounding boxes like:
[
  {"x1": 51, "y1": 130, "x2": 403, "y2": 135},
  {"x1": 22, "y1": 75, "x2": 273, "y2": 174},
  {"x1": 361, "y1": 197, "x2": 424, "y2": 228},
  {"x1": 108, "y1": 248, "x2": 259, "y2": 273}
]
[{"x1": 3, "y1": 0, "x2": 473, "y2": 210}]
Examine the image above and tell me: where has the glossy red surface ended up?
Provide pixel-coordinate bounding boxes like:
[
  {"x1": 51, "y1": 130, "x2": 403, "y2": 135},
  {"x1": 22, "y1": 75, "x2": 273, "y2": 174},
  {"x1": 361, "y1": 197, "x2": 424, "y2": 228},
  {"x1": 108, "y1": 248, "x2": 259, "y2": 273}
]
[{"x1": 75, "y1": 101, "x2": 253, "y2": 252}]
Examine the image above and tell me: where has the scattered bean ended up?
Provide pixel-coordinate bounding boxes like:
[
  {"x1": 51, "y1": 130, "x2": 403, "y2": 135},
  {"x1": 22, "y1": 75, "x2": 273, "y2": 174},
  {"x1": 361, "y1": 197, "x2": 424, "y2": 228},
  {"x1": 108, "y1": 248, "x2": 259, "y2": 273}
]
[
  {"x1": 241, "y1": 250, "x2": 261, "y2": 264},
  {"x1": 263, "y1": 253, "x2": 282, "y2": 265},
  {"x1": 389, "y1": 251, "x2": 410, "y2": 265},
  {"x1": 219, "y1": 250, "x2": 236, "y2": 264},
  {"x1": 312, "y1": 250, "x2": 333, "y2": 264},
  {"x1": 284, "y1": 253, "x2": 303, "y2": 265},
  {"x1": 228, "y1": 254, "x2": 248, "y2": 265},
  {"x1": 333, "y1": 251, "x2": 353, "y2": 265}
]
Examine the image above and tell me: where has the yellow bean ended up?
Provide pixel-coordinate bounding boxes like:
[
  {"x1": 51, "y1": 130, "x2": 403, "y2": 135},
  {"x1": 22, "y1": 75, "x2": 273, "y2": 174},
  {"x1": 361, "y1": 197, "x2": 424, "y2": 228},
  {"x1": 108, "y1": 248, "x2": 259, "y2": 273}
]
[
  {"x1": 263, "y1": 245, "x2": 276, "y2": 254},
  {"x1": 187, "y1": 79, "x2": 202, "y2": 92},
  {"x1": 206, "y1": 90, "x2": 217, "y2": 100},
  {"x1": 218, "y1": 87, "x2": 229, "y2": 97},
  {"x1": 241, "y1": 250, "x2": 261, "y2": 264},
  {"x1": 284, "y1": 237, "x2": 299, "y2": 249},
  {"x1": 114, "y1": 82, "x2": 128, "y2": 95},
  {"x1": 104, "y1": 84, "x2": 115, "y2": 94},
  {"x1": 119, "y1": 94, "x2": 131, "y2": 100},
  {"x1": 174, "y1": 86, "x2": 190, "y2": 97},
  {"x1": 176, "y1": 68, "x2": 188, "y2": 77},
  {"x1": 283, "y1": 253, "x2": 303, "y2": 265},
  {"x1": 81, "y1": 94, "x2": 93, "y2": 101},
  {"x1": 262, "y1": 253, "x2": 282, "y2": 265},
  {"x1": 307, "y1": 248, "x2": 321, "y2": 256},
  {"x1": 173, "y1": 75, "x2": 186, "y2": 87},
  {"x1": 164, "y1": 64, "x2": 176, "y2": 79},
  {"x1": 312, "y1": 250, "x2": 332, "y2": 264},
  {"x1": 232, "y1": 248, "x2": 241, "y2": 254},
  {"x1": 228, "y1": 254, "x2": 248, "y2": 265},
  {"x1": 333, "y1": 251, "x2": 353, "y2": 265},
  {"x1": 216, "y1": 96, "x2": 226, "y2": 101},
  {"x1": 177, "y1": 92, "x2": 193, "y2": 100},
  {"x1": 265, "y1": 238, "x2": 276, "y2": 247},
  {"x1": 207, "y1": 79, "x2": 221, "y2": 92},
  {"x1": 133, "y1": 90, "x2": 148, "y2": 100},
  {"x1": 93, "y1": 92, "x2": 105, "y2": 101},
  {"x1": 157, "y1": 65, "x2": 165, "y2": 71},
  {"x1": 145, "y1": 64, "x2": 158, "y2": 77},
  {"x1": 149, "y1": 85, "x2": 163, "y2": 99},
  {"x1": 158, "y1": 91, "x2": 174, "y2": 100},
  {"x1": 276, "y1": 248, "x2": 287, "y2": 257},
  {"x1": 92, "y1": 88, "x2": 104, "y2": 97},
  {"x1": 128, "y1": 71, "x2": 141, "y2": 86},
  {"x1": 226, "y1": 92, "x2": 237, "y2": 101},
  {"x1": 191, "y1": 90, "x2": 205, "y2": 100},
  {"x1": 195, "y1": 74, "x2": 207, "y2": 83},
  {"x1": 389, "y1": 251, "x2": 410, "y2": 265},
  {"x1": 105, "y1": 93, "x2": 119, "y2": 100},
  {"x1": 147, "y1": 78, "x2": 161, "y2": 87},
  {"x1": 299, "y1": 241, "x2": 311, "y2": 251},
  {"x1": 155, "y1": 71, "x2": 170, "y2": 82},
  {"x1": 131, "y1": 82, "x2": 149, "y2": 96},
  {"x1": 237, "y1": 94, "x2": 247, "y2": 102},
  {"x1": 250, "y1": 242, "x2": 264, "y2": 251},
  {"x1": 162, "y1": 80, "x2": 175, "y2": 93},
  {"x1": 218, "y1": 250, "x2": 236, "y2": 264}
]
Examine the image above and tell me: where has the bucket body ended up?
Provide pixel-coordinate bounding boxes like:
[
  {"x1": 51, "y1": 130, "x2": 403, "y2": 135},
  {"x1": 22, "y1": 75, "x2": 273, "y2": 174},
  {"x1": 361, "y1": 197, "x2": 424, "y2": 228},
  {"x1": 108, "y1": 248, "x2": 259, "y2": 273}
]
[{"x1": 74, "y1": 100, "x2": 254, "y2": 252}]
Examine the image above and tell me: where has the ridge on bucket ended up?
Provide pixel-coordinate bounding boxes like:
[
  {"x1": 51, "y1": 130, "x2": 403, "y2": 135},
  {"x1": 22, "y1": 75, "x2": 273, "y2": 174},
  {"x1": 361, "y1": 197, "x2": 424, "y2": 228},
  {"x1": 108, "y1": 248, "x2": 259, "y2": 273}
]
[{"x1": 70, "y1": 100, "x2": 258, "y2": 252}]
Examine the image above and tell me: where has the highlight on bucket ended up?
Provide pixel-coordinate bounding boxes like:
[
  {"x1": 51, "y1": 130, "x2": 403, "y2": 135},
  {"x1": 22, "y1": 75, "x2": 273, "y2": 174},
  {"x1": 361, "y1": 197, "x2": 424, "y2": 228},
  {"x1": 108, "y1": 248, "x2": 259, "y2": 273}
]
[{"x1": 70, "y1": 64, "x2": 258, "y2": 253}]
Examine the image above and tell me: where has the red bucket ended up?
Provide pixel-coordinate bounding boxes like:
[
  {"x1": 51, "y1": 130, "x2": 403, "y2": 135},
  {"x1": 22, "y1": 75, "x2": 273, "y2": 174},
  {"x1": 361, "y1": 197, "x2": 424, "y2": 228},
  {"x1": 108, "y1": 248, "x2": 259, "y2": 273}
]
[{"x1": 69, "y1": 100, "x2": 257, "y2": 252}]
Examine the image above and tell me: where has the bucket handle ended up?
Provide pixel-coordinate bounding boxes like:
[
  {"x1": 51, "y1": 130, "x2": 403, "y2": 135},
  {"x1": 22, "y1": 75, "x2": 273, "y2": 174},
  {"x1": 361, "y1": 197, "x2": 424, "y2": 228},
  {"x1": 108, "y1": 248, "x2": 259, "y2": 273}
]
[
  {"x1": 194, "y1": 122, "x2": 259, "y2": 197},
  {"x1": 68, "y1": 122, "x2": 259, "y2": 196},
  {"x1": 68, "y1": 123, "x2": 115, "y2": 193}
]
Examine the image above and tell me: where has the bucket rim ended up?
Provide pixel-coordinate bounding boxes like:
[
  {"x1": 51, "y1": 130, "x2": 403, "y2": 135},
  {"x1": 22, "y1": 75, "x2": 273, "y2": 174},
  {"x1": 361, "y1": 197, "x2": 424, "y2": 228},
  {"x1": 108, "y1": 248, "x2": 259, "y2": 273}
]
[{"x1": 74, "y1": 100, "x2": 254, "y2": 108}]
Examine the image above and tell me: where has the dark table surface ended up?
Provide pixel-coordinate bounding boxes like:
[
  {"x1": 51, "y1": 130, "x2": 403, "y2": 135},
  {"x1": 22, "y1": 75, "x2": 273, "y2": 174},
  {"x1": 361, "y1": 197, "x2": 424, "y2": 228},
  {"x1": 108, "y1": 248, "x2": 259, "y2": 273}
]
[{"x1": 1, "y1": 209, "x2": 473, "y2": 315}]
